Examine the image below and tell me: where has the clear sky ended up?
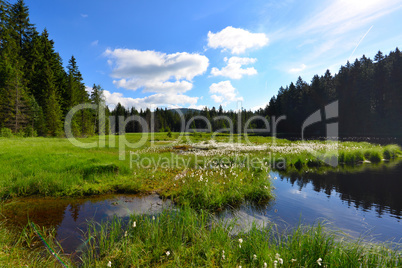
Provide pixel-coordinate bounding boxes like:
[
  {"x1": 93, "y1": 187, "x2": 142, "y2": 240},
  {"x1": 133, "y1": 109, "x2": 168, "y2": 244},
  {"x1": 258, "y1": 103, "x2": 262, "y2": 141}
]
[{"x1": 26, "y1": 0, "x2": 402, "y2": 111}]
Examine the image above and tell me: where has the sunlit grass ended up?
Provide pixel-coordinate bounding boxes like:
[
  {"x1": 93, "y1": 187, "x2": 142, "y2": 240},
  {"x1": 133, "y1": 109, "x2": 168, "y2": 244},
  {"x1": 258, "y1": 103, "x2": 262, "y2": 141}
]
[
  {"x1": 1, "y1": 134, "x2": 400, "y2": 203},
  {"x1": 79, "y1": 207, "x2": 402, "y2": 267}
]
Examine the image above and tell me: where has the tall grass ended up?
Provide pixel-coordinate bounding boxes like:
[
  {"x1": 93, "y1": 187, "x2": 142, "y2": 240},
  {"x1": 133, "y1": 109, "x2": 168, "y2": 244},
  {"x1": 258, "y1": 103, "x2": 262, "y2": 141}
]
[
  {"x1": 0, "y1": 220, "x2": 72, "y2": 267},
  {"x1": 79, "y1": 207, "x2": 402, "y2": 267}
]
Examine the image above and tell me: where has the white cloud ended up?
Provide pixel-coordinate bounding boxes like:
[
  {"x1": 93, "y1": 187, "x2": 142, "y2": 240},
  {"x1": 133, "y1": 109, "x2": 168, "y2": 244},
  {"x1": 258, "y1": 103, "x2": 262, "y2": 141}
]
[
  {"x1": 80, "y1": 14, "x2": 88, "y2": 18},
  {"x1": 114, "y1": 80, "x2": 193, "y2": 94},
  {"x1": 250, "y1": 103, "x2": 267, "y2": 112},
  {"x1": 288, "y1": 63, "x2": 307, "y2": 73},
  {"x1": 91, "y1": 40, "x2": 99, "y2": 46},
  {"x1": 104, "y1": 48, "x2": 209, "y2": 94},
  {"x1": 209, "y1": 81, "x2": 243, "y2": 106},
  {"x1": 207, "y1": 26, "x2": 269, "y2": 54},
  {"x1": 103, "y1": 90, "x2": 198, "y2": 111},
  {"x1": 211, "y1": 57, "x2": 258, "y2": 79},
  {"x1": 85, "y1": 86, "x2": 93, "y2": 95}
]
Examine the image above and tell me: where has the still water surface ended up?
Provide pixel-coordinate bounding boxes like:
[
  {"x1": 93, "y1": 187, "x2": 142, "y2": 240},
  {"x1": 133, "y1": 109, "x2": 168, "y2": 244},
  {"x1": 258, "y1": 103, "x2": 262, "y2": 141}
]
[
  {"x1": 224, "y1": 161, "x2": 402, "y2": 243},
  {"x1": 3, "y1": 161, "x2": 402, "y2": 255}
]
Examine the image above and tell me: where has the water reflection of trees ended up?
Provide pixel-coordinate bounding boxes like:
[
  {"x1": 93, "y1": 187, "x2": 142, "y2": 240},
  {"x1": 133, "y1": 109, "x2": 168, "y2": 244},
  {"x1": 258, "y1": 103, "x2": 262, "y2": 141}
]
[{"x1": 280, "y1": 164, "x2": 402, "y2": 219}]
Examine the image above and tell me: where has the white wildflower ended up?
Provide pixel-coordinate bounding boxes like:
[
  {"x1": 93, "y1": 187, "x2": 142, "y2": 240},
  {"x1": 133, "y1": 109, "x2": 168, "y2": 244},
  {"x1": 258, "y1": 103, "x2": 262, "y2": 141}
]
[
  {"x1": 274, "y1": 260, "x2": 278, "y2": 268},
  {"x1": 124, "y1": 231, "x2": 128, "y2": 237},
  {"x1": 239, "y1": 238, "x2": 243, "y2": 244},
  {"x1": 264, "y1": 262, "x2": 267, "y2": 268},
  {"x1": 166, "y1": 251, "x2": 170, "y2": 256},
  {"x1": 253, "y1": 254, "x2": 257, "y2": 260},
  {"x1": 152, "y1": 216, "x2": 155, "y2": 220},
  {"x1": 132, "y1": 221, "x2": 136, "y2": 228},
  {"x1": 278, "y1": 258, "x2": 283, "y2": 264},
  {"x1": 107, "y1": 260, "x2": 112, "y2": 267},
  {"x1": 317, "y1": 257, "x2": 322, "y2": 266},
  {"x1": 291, "y1": 258, "x2": 297, "y2": 262},
  {"x1": 275, "y1": 253, "x2": 280, "y2": 259}
]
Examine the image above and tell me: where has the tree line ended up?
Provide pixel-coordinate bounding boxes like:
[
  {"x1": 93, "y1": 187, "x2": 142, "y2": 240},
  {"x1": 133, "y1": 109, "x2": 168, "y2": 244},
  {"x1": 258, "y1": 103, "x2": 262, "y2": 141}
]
[
  {"x1": 1, "y1": 1, "x2": 401, "y2": 138},
  {"x1": 111, "y1": 48, "x2": 402, "y2": 138},
  {"x1": 263, "y1": 49, "x2": 402, "y2": 137}
]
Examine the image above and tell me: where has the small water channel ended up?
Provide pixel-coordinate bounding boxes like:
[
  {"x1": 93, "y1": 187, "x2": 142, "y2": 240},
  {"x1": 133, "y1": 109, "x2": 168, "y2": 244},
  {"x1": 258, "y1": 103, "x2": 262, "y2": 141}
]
[
  {"x1": 2, "y1": 194, "x2": 172, "y2": 254},
  {"x1": 2, "y1": 161, "x2": 402, "y2": 256}
]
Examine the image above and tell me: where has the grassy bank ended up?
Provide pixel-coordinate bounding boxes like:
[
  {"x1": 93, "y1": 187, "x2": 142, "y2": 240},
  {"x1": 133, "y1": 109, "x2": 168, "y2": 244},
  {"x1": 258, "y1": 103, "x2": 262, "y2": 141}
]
[
  {"x1": 0, "y1": 220, "x2": 73, "y2": 267},
  {"x1": 1, "y1": 134, "x2": 400, "y2": 206},
  {"x1": 78, "y1": 208, "x2": 402, "y2": 267},
  {"x1": 2, "y1": 207, "x2": 401, "y2": 267}
]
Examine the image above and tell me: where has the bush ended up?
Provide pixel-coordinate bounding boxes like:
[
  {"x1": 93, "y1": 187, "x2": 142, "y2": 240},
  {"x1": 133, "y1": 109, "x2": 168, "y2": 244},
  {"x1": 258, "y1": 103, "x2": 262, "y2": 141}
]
[
  {"x1": 383, "y1": 145, "x2": 401, "y2": 160},
  {"x1": 0, "y1": 127, "x2": 13, "y2": 138},
  {"x1": 344, "y1": 152, "x2": 356, "y2": 165},
  {"x1": 368, "y1": 150, "x2": 382, "y2": 163},
  {"x1": 354, "y1": 150, "x2": 364, "y2": 162},
  {"x1": 24, "y1": 126, "x2": 38, "y2": 137}
]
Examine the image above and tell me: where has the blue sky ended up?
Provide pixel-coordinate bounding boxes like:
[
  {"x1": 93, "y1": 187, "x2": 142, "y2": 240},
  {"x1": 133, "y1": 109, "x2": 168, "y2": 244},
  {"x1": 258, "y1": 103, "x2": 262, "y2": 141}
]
[{"x1": 26, "y1": 0, "x2": 402, "y2": 111}]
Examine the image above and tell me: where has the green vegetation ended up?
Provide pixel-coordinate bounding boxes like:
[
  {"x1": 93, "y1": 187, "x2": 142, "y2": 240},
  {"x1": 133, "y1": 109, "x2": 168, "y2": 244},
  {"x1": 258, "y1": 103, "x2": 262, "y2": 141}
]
[
  {"x1": 1, "y1": 134, "x2": 401, "y2": 266},
  {"x1": 1, "y1": 134, "x2": 400, "y2": 201},
  {"x1": 14, "y1": 207, "x2": 397, "y2": 267},
  {"x1": 0, "y1": 220, "x2": 73, "y2": 267}
]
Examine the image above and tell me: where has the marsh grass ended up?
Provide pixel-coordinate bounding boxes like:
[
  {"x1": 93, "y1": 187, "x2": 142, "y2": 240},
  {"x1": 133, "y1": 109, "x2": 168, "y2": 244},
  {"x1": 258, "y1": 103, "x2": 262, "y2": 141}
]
[
  {"x1": 1, "y1": 135, "x2": 400, "y2": 206},
  {"x1": 0, "y1": 219, "x2": 72, "y2": 267},
  {"x1": 164, "y1": 166, "x2": 272, "y2": 210},
  {"x1": 79, "y1": 207, "x2": 402, "y2": 267}
]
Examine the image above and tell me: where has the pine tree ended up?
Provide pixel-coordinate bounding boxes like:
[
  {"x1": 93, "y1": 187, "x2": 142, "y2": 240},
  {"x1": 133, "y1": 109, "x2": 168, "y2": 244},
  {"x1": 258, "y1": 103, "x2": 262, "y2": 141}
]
[
  {"x1": 90, "y1": 84, "x2": 106, "y2": 135},
  {"x1": 9, "y1": 0, "x2": 34, "y2": 52},
  {"x1": 0, "y1": 10, "x2": 29, "y2": 133}
]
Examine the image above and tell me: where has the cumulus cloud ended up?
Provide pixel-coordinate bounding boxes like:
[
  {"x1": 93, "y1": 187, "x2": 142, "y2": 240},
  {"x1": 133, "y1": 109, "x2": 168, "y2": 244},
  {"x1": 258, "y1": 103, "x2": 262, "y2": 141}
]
[
  {"x1": 103, "y1": 90, "x2": 198, "y2": 111},
  {"x1": 211, "y1": 57, "x2": 257, "y2": 79},
  {"x1": 209, "y1": 81, "x2": 243, "y2": 106},
  {"x1": 104, "y1": 48, "x2": 209, "y2": 94},
  {"x1": 207, "y1": 26, "x2": 269, "y2": 54}
]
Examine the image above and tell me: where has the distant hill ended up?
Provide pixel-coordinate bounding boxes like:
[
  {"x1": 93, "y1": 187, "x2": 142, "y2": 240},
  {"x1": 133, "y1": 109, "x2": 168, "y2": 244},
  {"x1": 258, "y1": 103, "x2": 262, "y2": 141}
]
[{"x1": 169, "y1": 108, "x2": 201, "y2": 115}]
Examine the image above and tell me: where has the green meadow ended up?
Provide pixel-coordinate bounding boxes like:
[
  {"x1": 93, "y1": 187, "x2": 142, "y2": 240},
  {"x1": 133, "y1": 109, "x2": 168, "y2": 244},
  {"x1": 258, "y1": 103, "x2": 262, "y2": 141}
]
[{"x1": 0, "y1": 133, "x2": 401, "y2": 267}]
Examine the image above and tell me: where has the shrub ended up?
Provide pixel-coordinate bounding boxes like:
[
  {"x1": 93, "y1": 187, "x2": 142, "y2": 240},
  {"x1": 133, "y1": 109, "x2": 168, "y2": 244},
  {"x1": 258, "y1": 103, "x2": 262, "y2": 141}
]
[
  {"x1": 344, "y1": 152, "x2": 356, "y2": 165},
  {"x1": 354, "y1": 150, "x2": 364, "y2": 162},
  {"x1": 24, "y1": 126, "x2": 38, "y2": 137},
  {"x1": 368, "y1": 150, "x2": 382, "y2": 163},
  {"x1": 0, "y1": 127, "x2": 13, "y2": 138},
  {"x1": 383, "y1": 145, "x2": 401, "y2": 160}
]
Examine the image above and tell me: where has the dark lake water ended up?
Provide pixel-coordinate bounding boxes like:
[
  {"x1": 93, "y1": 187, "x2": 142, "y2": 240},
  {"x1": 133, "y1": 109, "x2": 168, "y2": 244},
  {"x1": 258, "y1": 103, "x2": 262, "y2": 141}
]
[
  {"x1": 2, "y1": 160, "x2": 402, "y2": 256},
  {"x1": 223, "y1": 161, "x2": 402, "y2": 243}
]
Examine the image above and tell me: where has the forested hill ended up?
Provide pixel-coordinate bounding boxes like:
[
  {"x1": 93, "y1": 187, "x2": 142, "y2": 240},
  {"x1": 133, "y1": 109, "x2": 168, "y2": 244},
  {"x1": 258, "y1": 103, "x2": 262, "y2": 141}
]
[{"x1": 0, "y1": 0, "x2": 103, "y2": 137}]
